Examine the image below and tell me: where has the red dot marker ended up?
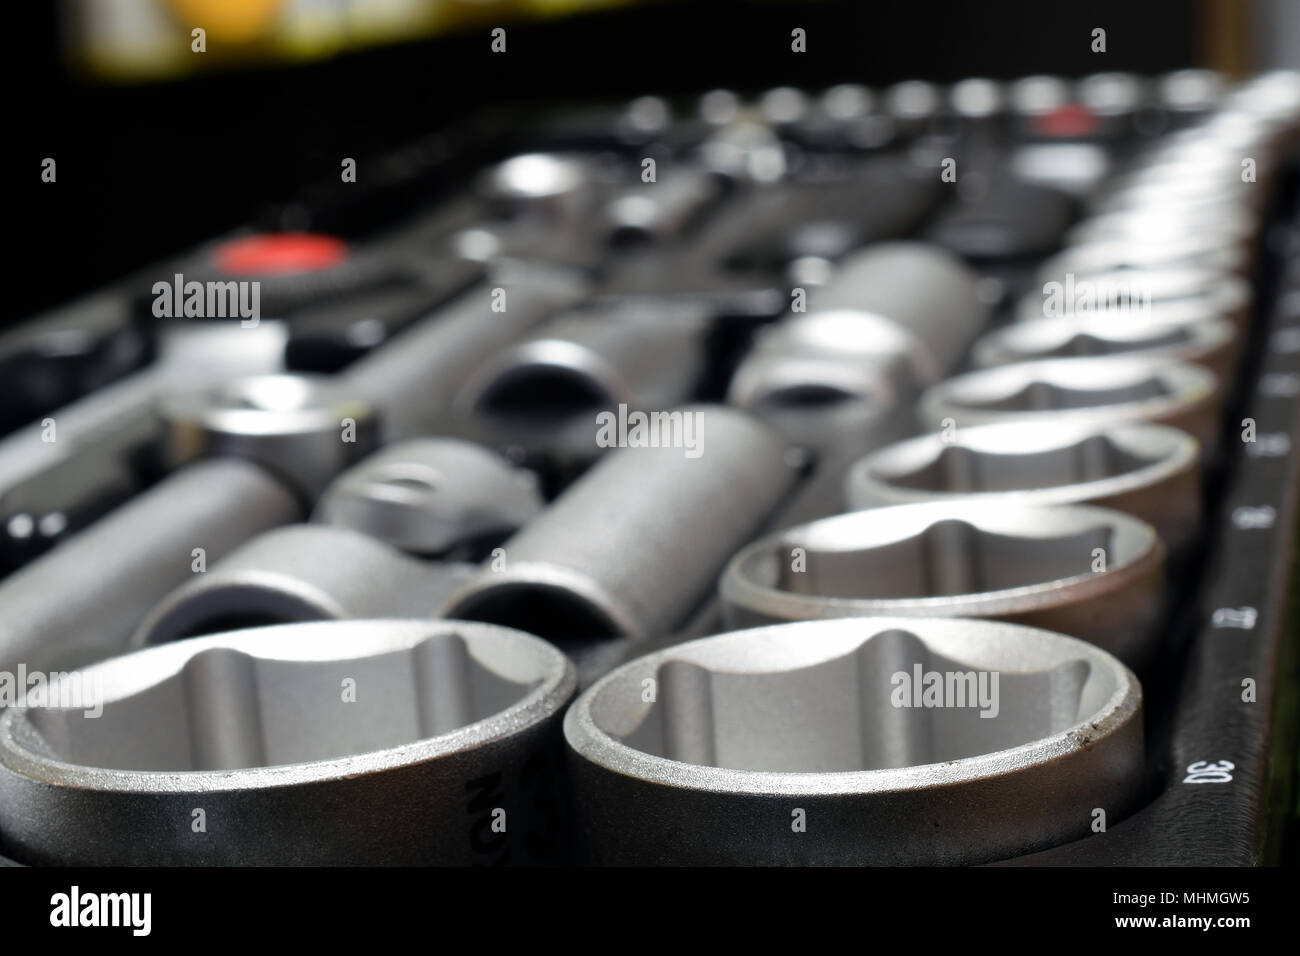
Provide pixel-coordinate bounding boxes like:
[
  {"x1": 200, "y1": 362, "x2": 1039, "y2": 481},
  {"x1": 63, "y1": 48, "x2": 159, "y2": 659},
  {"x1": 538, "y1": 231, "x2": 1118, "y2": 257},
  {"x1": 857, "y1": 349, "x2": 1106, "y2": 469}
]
[
  {"x1": 213, "y1": 233, "x2": 349, "y2": 275},
  {"x1": 1034, "y1": 103, "x2": 1099, "y2": 139}
]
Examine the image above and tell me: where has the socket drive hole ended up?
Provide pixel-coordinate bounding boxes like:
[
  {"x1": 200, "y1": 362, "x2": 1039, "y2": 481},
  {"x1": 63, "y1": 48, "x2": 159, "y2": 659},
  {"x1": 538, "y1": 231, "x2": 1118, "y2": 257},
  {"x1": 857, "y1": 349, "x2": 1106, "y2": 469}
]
[{"x1": 475, "y1": 365, "x2": 614, "y2": 424}]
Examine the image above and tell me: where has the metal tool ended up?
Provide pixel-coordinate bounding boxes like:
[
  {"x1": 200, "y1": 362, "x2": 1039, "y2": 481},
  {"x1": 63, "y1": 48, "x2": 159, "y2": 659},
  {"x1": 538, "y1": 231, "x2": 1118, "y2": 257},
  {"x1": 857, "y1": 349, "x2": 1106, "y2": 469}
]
[
  {"x1": 917, "y1": 356, "x2": 1221, "y2": 459},
  {"x1": 719, "y1": 501, "x2": 1164, "y2": 667},
  {"x1": 1065, "y1": 200, "x2": 1258, "y2": 249},
  {"x1": 338, "y1": 273, "x2": 585, "y2": 441},
  {"x1": 1016, "y1": 265, "x2": 1252, "y2": 330},
  {"x1": 972, "y1": 312, "x2": 1238, "y2": 387},
  {"x1": 0, "y1": 277, "x2": 573, "y2": 673},
  {"x1": 160, "y1": 373, "x2": 379, "y2": 503},
  {"x1": 803, "y1": 242, "x2": 989, "y2": 377},
  {"x1": 0, "y1": 460, "x2": 300, "y2": 674},
  {"x1": 441, "y1": 405, "x2": 796, "y2": 643},
  {"x1": 843, "y1": 421, "x2": 1201, "y2": 557},
  {"x1": 132, "y1": 525, "x2": 479, "y2": 646},
  {"x1": 0, "y1": 620, "x2": 576, "y2": 865},
  {"x1": 0, "y1": 321, "x2": 288, "y2": 502},
  {"x1": 564, "y1": 616, "x2": 1144, "y2": 865},
  {"x1": 726, "y1": 243, "x2": 989, "y2": 524},
  {"x1": 313, "y1": 438, "x2": 544, "y2": 556},
  {"x1": 1036, "y1": 234, "x2": 1248, "y2": 280},
  {"x1": 455, "y1": 309, "x2": 707, "y2": 465}
]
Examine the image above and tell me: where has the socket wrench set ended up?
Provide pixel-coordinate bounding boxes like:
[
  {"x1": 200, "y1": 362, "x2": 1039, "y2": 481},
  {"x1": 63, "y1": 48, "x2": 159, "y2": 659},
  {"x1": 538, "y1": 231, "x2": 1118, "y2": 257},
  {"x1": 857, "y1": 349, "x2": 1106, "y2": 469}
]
[{"x1": 1, "y1": 69, "x2": 1298, "y2": 867}]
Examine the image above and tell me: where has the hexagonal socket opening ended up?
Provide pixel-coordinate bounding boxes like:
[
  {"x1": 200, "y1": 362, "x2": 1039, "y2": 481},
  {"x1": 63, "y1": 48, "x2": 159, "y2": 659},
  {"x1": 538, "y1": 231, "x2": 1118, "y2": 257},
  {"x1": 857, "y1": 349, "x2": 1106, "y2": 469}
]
[
  {"x1": 879, "y1": 435, "x2": 1153, "y2": 493},
  {"x1": 612, "y1": 628, "x2": 1095, "y2": 772},
  {"x1": 27, "y1": 633, "x2": 540, "y2": 772}
]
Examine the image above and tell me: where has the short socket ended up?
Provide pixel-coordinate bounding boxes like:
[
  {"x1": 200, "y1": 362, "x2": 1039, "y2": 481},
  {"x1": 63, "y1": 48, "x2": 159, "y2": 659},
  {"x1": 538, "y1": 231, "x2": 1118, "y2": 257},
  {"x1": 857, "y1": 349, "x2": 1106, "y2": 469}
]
[
  {"x1": 1089, "y1": 167, "x2": 1261, "y2": 213},
  {"x1": 0, "y1": 619, "x2": 576, "y2": 865},
  {"x1": 843, "y1": 421, "x2": 1201, "y2": 557},
  {"x1": 565, "y1": 617, "x2": 1144, "y2": 865},
  {"x1": 478, "y1": 152, "x2": 603, "y2": 224},
  {"x1": 1016, "y1": 265, "x2": 1252, "y2": 330},
  {"x1": 972, "y1": 313, "x2": 1238, "y2": 387},
  {"x1": 1065, "y1": 201, "x2": 1258, "y2": 248},
  {"x1": 313, "y1": 438, "x2": 544, "y2": 556},
  {"x1": 916, "y1": 356, "x2": 1220, "y2": 459},
  {"x1": 161, "y1": 373, "x2": 378, "y2": 502},
  {"x1": 1157, "y1": 69, "x2": 1224, "y2": 115},
  {"x1": 1037, "y1": 235, "x2": 1248, "y2": 280},
  {"x1": 719, "y1": 501, "x2": 1164, "y2": 667}
]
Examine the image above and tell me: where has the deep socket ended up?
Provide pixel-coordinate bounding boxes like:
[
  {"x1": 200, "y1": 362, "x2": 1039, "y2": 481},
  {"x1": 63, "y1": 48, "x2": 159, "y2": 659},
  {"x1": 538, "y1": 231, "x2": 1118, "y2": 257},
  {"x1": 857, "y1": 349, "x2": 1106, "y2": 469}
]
[{"x1": 441, "y1": 405, "x2": 796, "y2": 644}]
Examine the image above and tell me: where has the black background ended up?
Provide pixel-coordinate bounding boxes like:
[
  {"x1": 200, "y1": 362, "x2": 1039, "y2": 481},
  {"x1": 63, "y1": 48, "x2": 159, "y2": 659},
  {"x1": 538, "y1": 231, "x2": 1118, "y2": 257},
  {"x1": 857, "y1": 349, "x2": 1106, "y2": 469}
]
[{"x1": 9, "y1": 0, "x2": 1200, "y2": 322}]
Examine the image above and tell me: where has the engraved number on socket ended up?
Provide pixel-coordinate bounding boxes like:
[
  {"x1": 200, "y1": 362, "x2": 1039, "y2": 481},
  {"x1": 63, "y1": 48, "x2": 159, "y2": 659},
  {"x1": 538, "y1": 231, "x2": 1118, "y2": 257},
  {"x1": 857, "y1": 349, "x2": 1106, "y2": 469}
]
[
  {"x1": 1211, "y1": 607, "x2": 1257, "y2": 630},
  {"x1": 1182, "y1": 760, "x2": 1234, "y2": 784}
]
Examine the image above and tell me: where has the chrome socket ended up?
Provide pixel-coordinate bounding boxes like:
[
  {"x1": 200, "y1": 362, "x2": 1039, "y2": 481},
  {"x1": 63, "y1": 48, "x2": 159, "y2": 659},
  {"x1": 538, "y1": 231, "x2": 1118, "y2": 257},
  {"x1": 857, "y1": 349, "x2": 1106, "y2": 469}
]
[
  {"x1": 340, "y1": 273, "x2": 584, "y2": 442},
  {"x1": 917, "y1": 356, "x2": 1221, "y2": 459},
  {"x1": 1015, "y1": 265, "x2": 1252, "y2": 330},
  {"x1": 442, "y1": 405, "x2": 796, "y2": 643},
  {"x1": 1065, "y1": 200, "x2": 1258, "y2": 249},
  {"x1": 1037, "y1": 235, "x2": 1248, "y2": 280},
  {"x1": 312, "y1": 438, "x2": 544, "y2": 556},
  {"x1": 455, "y1": 310, "x2": 706, "y2": 451},
  {"x1": 564, "y1": 617, "x2": 1144, "y2": 865},
  {"x1": 0, "y1": 620, "x2": 576, "y2": 865},
  {"x1": 726, "y1": 243, "x2": 989, "y2": 523},
  {"x1": 0, "y1": 460, "x2": 301, "y2": 675},
  {"x1": 804, "y1": 242, "x2": 991, "y2": 378},
  {"x1": 131, "y1": 525, "x2": 479, "y2": 647},
  {"x1": 844, "y1": 421, "x2": 1201, "y2": 557},
  {"x1": 719, "y1": 501, "x2": 1164, "y2": 667},
  {"x1": 160, "y1": 373, "x2": 379, "y2": 503},
  {"x1": 1157, "y1": 69, "x2": 1225, "y2": 117},
  {"x1": 972, "y1": 313, "x2": 1238, "y2": 387}
]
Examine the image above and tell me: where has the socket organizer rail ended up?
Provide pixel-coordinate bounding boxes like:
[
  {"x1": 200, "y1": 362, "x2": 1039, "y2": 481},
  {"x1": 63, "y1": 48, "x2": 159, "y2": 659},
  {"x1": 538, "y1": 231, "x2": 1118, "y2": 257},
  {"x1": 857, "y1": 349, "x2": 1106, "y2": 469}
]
[{"x1": 0, "y1": 69, "x2": 1298, "y2": 867}]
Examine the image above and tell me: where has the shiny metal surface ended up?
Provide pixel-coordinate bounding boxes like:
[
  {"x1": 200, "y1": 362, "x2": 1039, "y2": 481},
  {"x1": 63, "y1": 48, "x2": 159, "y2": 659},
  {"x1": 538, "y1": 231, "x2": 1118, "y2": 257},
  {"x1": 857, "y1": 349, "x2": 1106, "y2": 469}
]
[
  {"x1": 720, "y1": 501, "x2": 1165, "y2": 667},
  {"x1": 313, "y1": 438, "x2": 543, "y2": 555},
  {"x1": 161, "y1": 373, "x2": 378, "y2": 502},
  {"x1": 442, "y1": 405, "x2": 796, "y2": 642},
  {"x1": 0, "y1": 620, "x2": 576, "y2": 865},
  {"x1": 132, "y1": 525, "x2": 479, "y2": 646},
  {"x1": 0, "y1": 460, "x2": 301, "y2": 674},
  {"x1": 844, "y1": 420, "x2": 1200, "y2": 557},
  {"x1": 565, "y1": 617, "x2": 1143, "y2": 865},
  {"x1": 973, "y1": 312, "x2": 1238, "y2": 386},
  {"x1": 917, "y1": 357, "x2": 1221, "y2": 458}
]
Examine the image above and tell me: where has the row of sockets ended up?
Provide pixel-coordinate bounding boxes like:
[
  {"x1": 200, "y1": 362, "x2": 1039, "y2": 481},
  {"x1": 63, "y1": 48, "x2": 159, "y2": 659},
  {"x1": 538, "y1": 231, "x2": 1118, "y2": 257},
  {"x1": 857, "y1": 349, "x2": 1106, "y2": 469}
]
[{"x1": 0, "y1": 71, "x2": 1297, "y2": 865}]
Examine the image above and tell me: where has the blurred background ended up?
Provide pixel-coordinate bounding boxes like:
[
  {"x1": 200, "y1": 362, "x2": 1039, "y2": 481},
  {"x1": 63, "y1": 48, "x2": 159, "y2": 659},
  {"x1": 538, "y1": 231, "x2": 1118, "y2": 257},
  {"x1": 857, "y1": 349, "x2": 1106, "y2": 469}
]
[{"x1": 7, "y1": 0, "x2": 1299, "y2": 321}]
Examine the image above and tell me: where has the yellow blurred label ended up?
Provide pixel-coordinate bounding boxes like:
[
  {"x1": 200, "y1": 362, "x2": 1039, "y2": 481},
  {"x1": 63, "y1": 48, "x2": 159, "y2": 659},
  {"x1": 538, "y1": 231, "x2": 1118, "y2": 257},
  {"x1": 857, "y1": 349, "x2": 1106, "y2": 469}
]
[{"x1": 164, "y1": 0, "x2": 287, "y2": 43}]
